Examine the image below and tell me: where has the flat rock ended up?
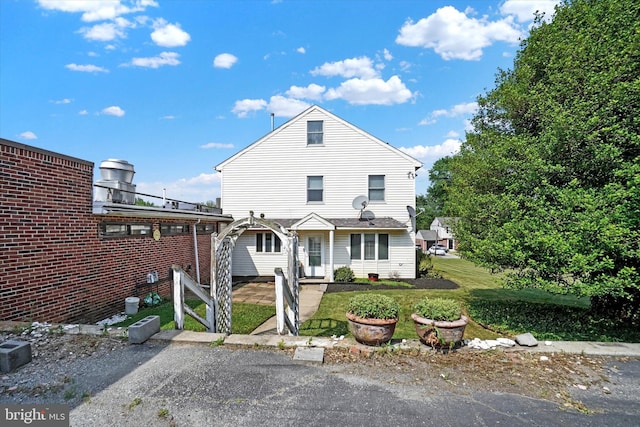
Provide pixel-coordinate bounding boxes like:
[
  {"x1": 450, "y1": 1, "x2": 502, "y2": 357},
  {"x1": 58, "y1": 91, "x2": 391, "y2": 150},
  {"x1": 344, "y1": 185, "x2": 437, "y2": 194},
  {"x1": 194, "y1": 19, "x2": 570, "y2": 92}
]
[
  {"x1": 293, "y1": 347, "x2": 324, "y2": 363},
  {"x1": 515, "y1": 333, "x2": 538, "y2": 347}
]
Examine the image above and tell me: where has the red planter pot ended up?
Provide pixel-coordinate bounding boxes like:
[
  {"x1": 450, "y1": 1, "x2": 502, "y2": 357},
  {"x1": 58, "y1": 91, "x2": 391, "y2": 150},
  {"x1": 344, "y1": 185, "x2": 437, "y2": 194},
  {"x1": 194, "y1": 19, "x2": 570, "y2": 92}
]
[
  {"x1": 411, "y1": 313, "x2": 469, "y2": 347},
  {"x1": 346, "y1": 312, "x2": 398, "y2": 346}
]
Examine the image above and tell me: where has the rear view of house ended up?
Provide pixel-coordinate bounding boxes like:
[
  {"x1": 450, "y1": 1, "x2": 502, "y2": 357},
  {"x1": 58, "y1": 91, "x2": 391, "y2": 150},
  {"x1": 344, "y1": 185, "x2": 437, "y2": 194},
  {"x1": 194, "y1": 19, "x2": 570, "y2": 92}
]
[{"x1": 216, "y1": 105, "x2": 422, "y2": 281}]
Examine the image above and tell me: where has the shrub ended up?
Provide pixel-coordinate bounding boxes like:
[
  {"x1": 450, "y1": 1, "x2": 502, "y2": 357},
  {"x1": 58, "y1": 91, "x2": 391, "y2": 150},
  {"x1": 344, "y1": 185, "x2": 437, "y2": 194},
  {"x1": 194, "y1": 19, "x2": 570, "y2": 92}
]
[
  {"x1": 414, "y1": 297, "x2": 461, "y2": 321},
  {"x1": 334, "y1": 266, "x2": 355, "y2": 282},
  {"x1": 347, "y1": 294, "x2": 400, "y2": 320}
]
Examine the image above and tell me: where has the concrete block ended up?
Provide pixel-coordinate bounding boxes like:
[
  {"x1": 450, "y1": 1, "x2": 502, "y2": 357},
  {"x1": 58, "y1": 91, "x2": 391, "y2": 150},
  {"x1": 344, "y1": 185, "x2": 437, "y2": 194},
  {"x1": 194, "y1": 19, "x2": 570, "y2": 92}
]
[
  {"x1": 128, "y1": 315, "x2": 160, "y2": 344},
  {"x1": 0, "y1": 340, "x2": 32, "y2": 373},
  {"x1": 293, "y1": 347, "x2": 324, "y2": 363}
]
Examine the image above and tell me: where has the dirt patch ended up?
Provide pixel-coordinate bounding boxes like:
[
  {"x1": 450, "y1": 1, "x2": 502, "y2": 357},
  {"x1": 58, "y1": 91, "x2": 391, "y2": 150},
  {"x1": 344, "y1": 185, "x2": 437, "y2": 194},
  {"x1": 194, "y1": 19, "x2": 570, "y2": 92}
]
[{"x1": 322, "y1": 346, "x2": 617, "y2": 412}]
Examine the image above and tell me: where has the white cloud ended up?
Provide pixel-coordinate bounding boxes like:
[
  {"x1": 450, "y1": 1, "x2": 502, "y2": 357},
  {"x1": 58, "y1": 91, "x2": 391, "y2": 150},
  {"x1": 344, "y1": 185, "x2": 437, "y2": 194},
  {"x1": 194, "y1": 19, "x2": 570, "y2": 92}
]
[
  {"x1": 65, "y1": 63, "x2": 109, "y2": 72},
  {"x1": 267, "y1": 96, "x2": 310, "y2": 117},
  {"x1": 52, "y1": 98, "x2": 72, "y2": 104},
  {"x1": 311, "y1": 56, "x2": 379, "y2": 79},
  {"x1": 296, "y1": 47, "x2": 306, "y2": 54},
  {"x1": 399, "y1": 139, "x2": 462, "y2": 163},
  {"x1": 78, "y1": 22, "x2": 125, "y2": 41},
  {"x1": 285, "y1": 84, "x2": 326, "y2": 101},
  {"x1": 200, "y1": 142, "x2": 234, "y2": 149},
  {"x1": 500, "y1": 0, "x2": 560, "y2": 23},
  {"x1": 446, "y1": 130, "x2": 460, "y2": 138},
  {"x1": 420, "y1": 101, "x2": 478, "y2": 125},
  {"x1": 324, "y1": 75, "x2": 414, "y2": 106},
  {"x1": 231, "y1": 99, "x2": 268, "y2": 118},
  {"x1": 213, "y1": 53, "x2": 238, "y2": 69},
  {"x1": 396, "y1": 6, "x2": 522, "y2": 60},
  {"x1": 231, "y1": 97, "x2": 309, "y2": 118},
  {"x1": 151, "y1": 19, "x2": 190, "y2": 47},
  {"x1": 19, "y1": 131, "x2": 37, "y2": 140},
  {"x1": 161, "y1": 115, "x2": 175, "y2": 120},
  {"x1": 128, "y1": 51, "x2": 180, "y2": 68},
  {"x1": 37, "y1": 0, "x2": 158, "y2": 22},
  {"x1": 135, "y1": 172, "x2": 221, "y2": 204},
  {"x1": 382, "y1": 48, "x2": 393, "y2": 61},
  {"x1": 101, "y1": 105, "x2": 125, "y2": 117},
  {"x1": 79, "y1": 110, "x2": 88, "y2": 115}
]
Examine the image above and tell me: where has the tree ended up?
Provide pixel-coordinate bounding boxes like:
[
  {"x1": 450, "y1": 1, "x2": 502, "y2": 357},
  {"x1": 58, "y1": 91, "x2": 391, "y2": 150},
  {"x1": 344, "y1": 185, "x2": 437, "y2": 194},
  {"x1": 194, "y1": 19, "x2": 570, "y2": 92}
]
[
  {"x1": 447, "y1": 0, "x2": 640, "y2": 322},
  {"x1": 135, "y1": 197, "x2": 156, "y2": 207},
  {"x1": 416, "y1": 156, "x2": 453, "y2": 230}
]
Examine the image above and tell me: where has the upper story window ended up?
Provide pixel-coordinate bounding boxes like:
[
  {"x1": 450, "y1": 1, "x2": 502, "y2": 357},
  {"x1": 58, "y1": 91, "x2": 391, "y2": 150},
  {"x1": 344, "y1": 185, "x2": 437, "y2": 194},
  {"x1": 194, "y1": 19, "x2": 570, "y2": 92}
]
[
  {"x1": 307, "y1": 120, "x2": 323, "y2": 145},
  {"x1": 307, "y1": 176, "x2": 323, "y2": 202},
  {"x1": 368, "y1": 175, "x2": 385, "y2": 201}
]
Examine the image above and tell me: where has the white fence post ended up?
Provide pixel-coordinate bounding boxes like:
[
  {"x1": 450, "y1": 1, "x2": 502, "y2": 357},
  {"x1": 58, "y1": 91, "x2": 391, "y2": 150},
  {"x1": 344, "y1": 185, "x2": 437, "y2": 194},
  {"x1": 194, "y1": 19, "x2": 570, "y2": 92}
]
[
  {"x1": 172, "y1": 265, "x2": 184, "y2": 330},
  {"x1": 275, "y1": 268, "x2": 285, "y2": 334}
]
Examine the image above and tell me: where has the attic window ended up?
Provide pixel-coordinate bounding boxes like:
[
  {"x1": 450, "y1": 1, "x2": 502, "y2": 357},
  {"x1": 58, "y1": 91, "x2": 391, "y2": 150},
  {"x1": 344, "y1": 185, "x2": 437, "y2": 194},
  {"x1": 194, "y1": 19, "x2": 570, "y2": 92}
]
[{"x1": 307, "y1": 120, "x2": 323, "y2": 145}]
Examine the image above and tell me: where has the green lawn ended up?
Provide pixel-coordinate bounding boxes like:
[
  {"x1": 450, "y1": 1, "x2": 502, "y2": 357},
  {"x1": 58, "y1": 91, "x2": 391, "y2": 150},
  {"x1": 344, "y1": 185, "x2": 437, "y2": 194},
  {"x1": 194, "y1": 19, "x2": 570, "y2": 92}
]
[
  {"x1": 114, "y1": 300, "x2": 275, "y2": 335},
  {"x1": 300, "y1": 257, "x2": 639, "y2": 342}
]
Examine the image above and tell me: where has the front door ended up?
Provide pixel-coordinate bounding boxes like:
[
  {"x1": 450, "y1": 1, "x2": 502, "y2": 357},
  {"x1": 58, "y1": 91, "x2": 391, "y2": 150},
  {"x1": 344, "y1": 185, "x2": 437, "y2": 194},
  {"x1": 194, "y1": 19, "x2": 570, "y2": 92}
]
[{"x1": 306, "y1": 235, "x2": 324, "y2": 278}]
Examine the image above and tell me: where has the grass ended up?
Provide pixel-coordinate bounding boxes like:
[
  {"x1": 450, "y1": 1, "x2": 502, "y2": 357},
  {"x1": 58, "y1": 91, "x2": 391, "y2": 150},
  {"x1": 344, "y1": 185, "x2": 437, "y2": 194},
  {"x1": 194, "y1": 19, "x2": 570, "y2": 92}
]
[
  {"x1": 113, "y1": 300, "x2": 275, "y2": 335},
  {"x1": 300, "y1": 257, "x2": 640, "y2": 343}
]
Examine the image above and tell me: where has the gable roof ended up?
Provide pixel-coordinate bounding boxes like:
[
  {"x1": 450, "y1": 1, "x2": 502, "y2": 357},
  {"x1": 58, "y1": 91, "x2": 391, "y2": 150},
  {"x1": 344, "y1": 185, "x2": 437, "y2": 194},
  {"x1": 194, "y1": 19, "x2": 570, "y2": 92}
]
[{"x1": 215, "y1": 104, "x2": 422, "y2": 171}]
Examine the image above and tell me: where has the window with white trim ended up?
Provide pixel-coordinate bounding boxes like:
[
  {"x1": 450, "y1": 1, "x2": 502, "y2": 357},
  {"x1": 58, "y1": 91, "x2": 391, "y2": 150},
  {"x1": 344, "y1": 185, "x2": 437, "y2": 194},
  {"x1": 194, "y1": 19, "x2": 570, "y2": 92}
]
[
  {"x1": 350, "y1": 233, "x2": 389, "y2": 260},
  {"x1": 307, "y1": 120, "x2": 323, "y2": 145},
  {"x1": 256, "y1": 232, "x2": 281, "y2": 253},
  {"x1": 307, "y1": 176, "x2": 323, "y2": 202},
  {"x1": 368, "y1": 175, "x2": 385, "y2": 201}
]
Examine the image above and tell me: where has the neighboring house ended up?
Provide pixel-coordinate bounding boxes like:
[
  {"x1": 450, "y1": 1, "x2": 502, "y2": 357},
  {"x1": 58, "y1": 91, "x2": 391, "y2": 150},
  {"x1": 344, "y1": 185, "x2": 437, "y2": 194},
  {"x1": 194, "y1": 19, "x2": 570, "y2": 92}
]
[
  {"x1": 430, "y1": 217, "x2": 457, "y2": 251},
  {"x1": 415, "y1": 229, "x2": 438, "y2": 252},
  {"x1": 215, "y1": 105, "x2": 423, "y2": 281},
  {"x1": 1, "y1": 138, "x2": 231, "y2": 324}
]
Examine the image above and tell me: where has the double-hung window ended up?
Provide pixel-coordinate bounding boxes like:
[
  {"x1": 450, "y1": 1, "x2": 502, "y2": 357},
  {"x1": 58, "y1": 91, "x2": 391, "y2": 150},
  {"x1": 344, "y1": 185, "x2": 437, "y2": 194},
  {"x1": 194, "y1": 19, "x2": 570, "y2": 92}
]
[
  {"x1": 307, "y1": 176, "x2": 323, "y2": 202},
  {"x1": 307, "y1": 120, "x2": 323, "y2": 145},
  {"x1": 368, "y1": 175, "x2": 385, "y2": 202}
]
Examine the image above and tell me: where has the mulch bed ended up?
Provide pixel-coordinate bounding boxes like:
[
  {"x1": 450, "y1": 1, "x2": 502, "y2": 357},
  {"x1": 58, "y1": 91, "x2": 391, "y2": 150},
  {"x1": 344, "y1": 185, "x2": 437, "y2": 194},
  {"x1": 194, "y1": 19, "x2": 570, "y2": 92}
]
[{"x1": 325, "y1": 277, "x2": 458, "y2": 293}]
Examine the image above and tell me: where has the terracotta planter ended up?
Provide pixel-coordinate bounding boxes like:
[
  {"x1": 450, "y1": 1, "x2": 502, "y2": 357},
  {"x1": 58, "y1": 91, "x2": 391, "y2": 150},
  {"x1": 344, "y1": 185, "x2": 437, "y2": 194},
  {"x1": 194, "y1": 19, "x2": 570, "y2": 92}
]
[
  {"x1": 346, "y1": 311, "x2": 398, "y2": 346},
  {"x1": 368, "y1": 273, "x2": 379, "y2": 281},
  {"x1": 411, "y1": 313, "x2": 468, "y2": 347}
]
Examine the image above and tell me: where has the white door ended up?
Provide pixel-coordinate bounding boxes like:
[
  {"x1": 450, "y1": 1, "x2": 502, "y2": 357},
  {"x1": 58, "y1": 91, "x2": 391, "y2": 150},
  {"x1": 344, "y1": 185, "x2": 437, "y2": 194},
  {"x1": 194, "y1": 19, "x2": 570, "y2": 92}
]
[{"x1": 306, "y1": 235, "x2": 324, "y2": 278}]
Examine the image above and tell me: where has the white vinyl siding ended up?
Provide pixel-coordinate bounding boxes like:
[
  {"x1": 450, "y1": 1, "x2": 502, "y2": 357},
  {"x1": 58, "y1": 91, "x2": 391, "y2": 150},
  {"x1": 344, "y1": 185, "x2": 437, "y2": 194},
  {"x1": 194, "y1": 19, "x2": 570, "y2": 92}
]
[{"x1": 218, "y1": 106, "x2": 422, "y2": 279}]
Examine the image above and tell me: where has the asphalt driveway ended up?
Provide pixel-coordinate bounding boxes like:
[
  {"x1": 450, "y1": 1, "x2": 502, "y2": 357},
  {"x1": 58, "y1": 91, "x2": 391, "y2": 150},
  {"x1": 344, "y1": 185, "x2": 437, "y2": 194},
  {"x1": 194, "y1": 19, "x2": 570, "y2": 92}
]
[{"x1": 60, "y1": 341, "x2": 639, "y2": 427}]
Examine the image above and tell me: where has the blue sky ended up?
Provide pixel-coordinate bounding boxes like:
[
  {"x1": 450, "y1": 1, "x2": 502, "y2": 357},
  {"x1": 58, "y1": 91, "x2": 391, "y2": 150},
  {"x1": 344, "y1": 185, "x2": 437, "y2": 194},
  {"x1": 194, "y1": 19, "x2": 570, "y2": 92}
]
[{"x1": 0, "y1": 0, "x2": 559, "y2": 204}]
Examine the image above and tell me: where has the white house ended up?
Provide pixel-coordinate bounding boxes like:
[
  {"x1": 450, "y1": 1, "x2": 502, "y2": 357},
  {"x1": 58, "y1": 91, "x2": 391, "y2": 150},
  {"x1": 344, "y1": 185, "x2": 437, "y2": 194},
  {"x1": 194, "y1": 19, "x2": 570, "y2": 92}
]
[
  {"x1": 430, "y1": 217, "x2": 457, "y2": 251},
  {"x1": 215, "y1": 105, "x2": 422, "y2": 281}
]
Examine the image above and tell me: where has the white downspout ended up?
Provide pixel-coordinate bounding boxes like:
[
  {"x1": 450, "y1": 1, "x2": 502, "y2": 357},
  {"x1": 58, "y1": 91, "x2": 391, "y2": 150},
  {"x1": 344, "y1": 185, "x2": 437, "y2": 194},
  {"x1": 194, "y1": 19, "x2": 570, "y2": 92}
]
[{"x1": 193, "y1": 219, "x2": 201, "y2": 283}]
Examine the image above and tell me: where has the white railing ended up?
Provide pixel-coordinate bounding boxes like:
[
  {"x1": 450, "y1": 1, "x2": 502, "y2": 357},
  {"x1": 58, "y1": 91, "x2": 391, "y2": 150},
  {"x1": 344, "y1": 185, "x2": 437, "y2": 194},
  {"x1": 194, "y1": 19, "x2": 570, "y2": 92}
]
[
  {"x1": 172, "y1": 265, "x2": 215, "y2": 332},
  {"x1": 275, "y1": 268, "x2": 298, "y2": 335}
]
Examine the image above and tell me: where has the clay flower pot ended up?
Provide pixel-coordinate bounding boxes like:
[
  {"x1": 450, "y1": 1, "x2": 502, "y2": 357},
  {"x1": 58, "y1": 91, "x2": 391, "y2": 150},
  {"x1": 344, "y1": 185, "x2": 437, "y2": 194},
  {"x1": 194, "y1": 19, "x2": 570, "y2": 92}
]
[
  {"x1": 411, "y1": 313, "x2": 469, "y2": 348},
  {"x1": 346, "y1": 312, "x2": 398, "y2": 346}
]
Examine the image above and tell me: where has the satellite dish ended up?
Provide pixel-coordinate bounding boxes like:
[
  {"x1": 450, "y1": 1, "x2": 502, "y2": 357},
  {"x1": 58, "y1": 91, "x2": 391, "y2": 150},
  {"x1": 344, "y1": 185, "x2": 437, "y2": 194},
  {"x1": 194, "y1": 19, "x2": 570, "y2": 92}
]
[
  {"x1": 352, "y1": 195, "x2": 369, "y2": 210},
  {"x1": 407, "y1": 206, "x2": 417, "y2": 233},
  {"x1": 361, "y1": 210, "x2": 375, "y2": 222}
]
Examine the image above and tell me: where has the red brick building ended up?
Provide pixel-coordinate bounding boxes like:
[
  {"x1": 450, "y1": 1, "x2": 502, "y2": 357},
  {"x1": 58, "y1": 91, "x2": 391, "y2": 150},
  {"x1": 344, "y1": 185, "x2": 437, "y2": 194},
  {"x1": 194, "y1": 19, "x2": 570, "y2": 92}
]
[{"x1": 1, "y1": 138, "x2": 231, "y2": 324}]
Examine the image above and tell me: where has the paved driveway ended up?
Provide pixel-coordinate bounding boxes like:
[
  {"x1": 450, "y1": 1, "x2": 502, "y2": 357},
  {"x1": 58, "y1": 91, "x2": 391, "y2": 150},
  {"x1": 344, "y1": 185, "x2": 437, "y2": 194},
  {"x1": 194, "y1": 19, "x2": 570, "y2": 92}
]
[{"x1": 62, "y1": 341, "x2": 640, "y2": 427}]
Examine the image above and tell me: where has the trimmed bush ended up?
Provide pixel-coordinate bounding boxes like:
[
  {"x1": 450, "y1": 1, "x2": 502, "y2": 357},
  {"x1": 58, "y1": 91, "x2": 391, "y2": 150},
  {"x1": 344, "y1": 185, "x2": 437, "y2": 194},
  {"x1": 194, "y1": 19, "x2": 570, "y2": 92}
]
[
  {"x1": 334, "y1": 266, "x2": 355, "y2": 282},
  {"x1": 347, "y1": 294, "x2": 400, "y2": 320},
  {"x1": 414, "y1": 297, "x2": 461, "y2": 321}
]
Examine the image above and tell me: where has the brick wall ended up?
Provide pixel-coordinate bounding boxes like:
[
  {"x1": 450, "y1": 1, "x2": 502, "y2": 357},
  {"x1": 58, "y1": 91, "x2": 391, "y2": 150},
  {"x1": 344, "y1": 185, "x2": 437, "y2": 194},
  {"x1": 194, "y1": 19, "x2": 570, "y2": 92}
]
[{"x1": 1, "y1": 139, "x2": 221, "y2": 324}]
